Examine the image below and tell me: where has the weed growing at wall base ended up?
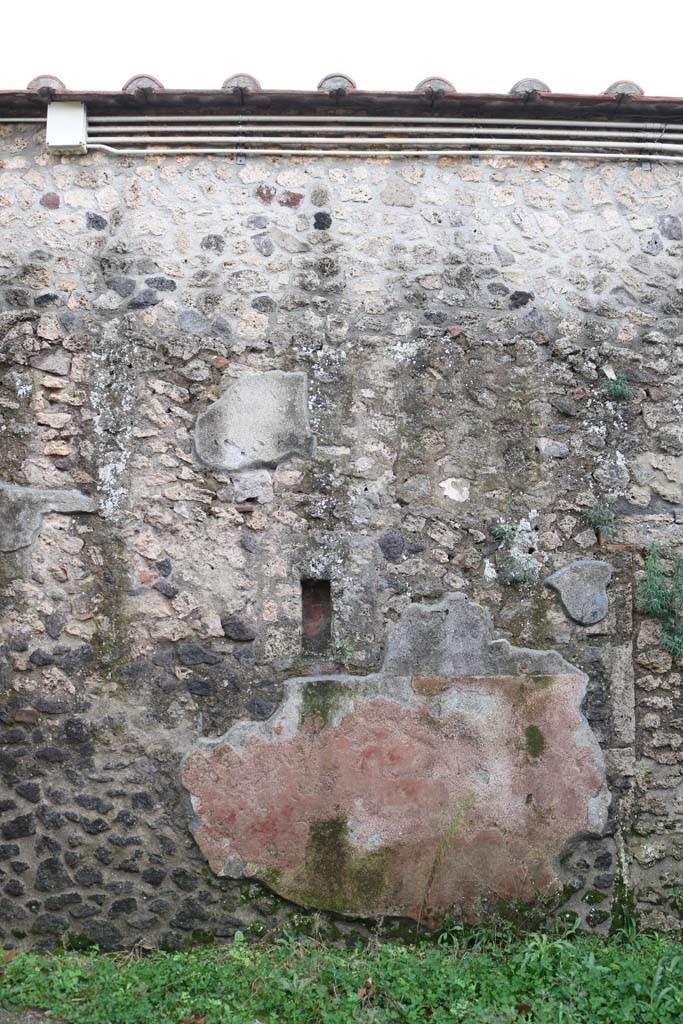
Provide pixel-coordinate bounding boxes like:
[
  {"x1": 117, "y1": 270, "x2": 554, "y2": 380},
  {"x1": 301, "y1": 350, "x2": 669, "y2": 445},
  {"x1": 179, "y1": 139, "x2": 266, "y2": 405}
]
[{"x1": 0, "y1": 932, "x2": 681, "y2": 1023}]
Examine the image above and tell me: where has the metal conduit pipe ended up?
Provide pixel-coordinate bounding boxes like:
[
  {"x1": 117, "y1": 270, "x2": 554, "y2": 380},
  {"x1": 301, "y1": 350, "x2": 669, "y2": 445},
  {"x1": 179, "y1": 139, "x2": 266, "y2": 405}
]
[
  {"x1": 86, "y1": 125, "x2": 683, "y2": 141},
  {"x1": 87, "y1": 144, "x2": 683, "y2": 162},
  {"x1": 87, "y1": 135, "x2": 683, "y2": 153},
  {"x1": 84, "y1": 113, "x2": 683, "y2": 160},
  {"x1": 87, "y1": 114, "x2": 676, "y2": 129}
]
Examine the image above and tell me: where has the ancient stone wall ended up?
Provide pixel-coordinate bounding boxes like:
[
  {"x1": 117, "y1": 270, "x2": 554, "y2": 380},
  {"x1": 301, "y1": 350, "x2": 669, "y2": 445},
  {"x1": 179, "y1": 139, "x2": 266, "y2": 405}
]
[{"x1": 0, "y1": 122, "x2": 681, "y2": 948}]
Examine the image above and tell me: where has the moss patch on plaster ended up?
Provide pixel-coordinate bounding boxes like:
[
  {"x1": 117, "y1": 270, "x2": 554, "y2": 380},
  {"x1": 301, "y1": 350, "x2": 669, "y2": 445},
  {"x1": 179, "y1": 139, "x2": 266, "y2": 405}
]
[
  {"x1": 524, "y1": 724, "x2": 546, "y2": 758},
  {"x1": 288, "y1": 816, "x2": 391, "y2": 914},
  {"x1": 299, "y1": 679, "x2": 347, "y2": 729}
]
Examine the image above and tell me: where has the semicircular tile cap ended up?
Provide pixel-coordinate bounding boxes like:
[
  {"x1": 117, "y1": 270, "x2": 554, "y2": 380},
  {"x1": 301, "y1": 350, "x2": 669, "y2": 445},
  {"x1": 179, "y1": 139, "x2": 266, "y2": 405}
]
[
  {"x1": 510, "y1": 78, "x2": 551, "y2": 95},
  {"x1": 317, "y1": 73, "x2": 356, "y2": 92},
  {"x1": 122, "y1": 74, "x2": 164, "y2": 94},
  {"x1": 604, "y1": 80, "x2": 645, "y2": 96},
  {"x1": 415, "y1": 76, "x2": 456, "y2": 93},
  {"x1": 222, "y1": 73, "x2": 261, "y2": 91},
  {"x1": 27, "y1": 74, "x2": 66, "y2": 92}
]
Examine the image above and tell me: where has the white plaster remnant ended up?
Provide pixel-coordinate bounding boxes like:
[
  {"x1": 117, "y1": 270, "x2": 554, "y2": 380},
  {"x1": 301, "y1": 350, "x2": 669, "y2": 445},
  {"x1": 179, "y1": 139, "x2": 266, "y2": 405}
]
[
  {"x1": 195, "y1": 371, "x2": 314, "y2": 472},
  {"x1": 0, "y1": 482, "x2": 97, "y2": 552},
  {"x1": 439, "y1": 477, "x2": 470, "y2": 502}
]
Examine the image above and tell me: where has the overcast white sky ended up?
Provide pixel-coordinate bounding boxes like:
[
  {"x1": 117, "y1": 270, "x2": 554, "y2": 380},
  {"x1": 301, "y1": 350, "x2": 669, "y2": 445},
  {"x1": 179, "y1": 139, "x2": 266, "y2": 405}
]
[{"x1": 2, "y1": 0, "x2": 682, "y2": 96}]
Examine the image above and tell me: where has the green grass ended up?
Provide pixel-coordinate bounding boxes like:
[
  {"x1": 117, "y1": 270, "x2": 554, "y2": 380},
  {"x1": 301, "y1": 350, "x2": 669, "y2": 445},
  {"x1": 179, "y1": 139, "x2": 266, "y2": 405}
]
[{"x1": 1, "y1": 931, "x2": 681, "y2": 1023}]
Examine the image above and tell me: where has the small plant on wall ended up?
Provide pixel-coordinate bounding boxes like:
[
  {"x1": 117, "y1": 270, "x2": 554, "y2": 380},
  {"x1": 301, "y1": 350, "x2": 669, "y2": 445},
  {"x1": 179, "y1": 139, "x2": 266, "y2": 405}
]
[
  {"x1": 636, "y1": 544, "x2": 683, "y2": 660},
  {"x1": 334, "y1": 636, "x2": 359, "y2": 669},
  {"x1": 602, "y1": 372, "x2": 633, "y2": 400},
  {"x1": 586, "y1": 500, "x2": 615, "y2": 539}
]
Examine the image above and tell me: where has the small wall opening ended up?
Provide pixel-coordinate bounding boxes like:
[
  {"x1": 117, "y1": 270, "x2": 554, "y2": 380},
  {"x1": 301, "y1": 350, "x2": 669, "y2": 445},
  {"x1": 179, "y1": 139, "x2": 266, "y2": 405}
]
[{"x1": 301, "y1": 579, "x2": 332, "y2": 653}]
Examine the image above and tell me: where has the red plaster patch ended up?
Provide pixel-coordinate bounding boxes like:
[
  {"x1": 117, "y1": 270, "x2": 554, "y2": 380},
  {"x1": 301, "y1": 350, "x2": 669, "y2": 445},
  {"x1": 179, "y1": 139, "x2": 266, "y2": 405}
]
[{"x1": 183, "y1": 672, "x2": 605, "y2": 920}]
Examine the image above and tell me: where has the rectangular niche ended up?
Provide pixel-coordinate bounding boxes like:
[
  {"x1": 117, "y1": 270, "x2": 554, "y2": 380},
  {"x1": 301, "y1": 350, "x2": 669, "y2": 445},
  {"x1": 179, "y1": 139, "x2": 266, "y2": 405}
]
[{"x1": 301, "y1": 579, "x2": 332, "y2": 653}]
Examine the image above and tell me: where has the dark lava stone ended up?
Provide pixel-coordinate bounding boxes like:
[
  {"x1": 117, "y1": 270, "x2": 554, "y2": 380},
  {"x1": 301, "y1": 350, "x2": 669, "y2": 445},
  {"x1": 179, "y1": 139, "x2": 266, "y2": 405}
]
[
  {"x1": 3, "y1": 878, "x2": 24, "y2": 897},
  {"x1": 314, "y1": 212, "x2": 332, "y2": 230},
  {"x1": 35, "y1": 747, "x2": 67, "y2": 763},
  {"x1": 240, "y1": 530, "x2": 258, "y2": 552},
  {"x1": 155, "y1": 557, "x2": 172, "y2": 576},
  {"x1": 170, "y1": 898, "x2": 208, "y2": 930},
  {"x1": 142, "y1": 867, "x2": 166, "y2": 887},
  {"x1": 145, "y1": 275, "x2": 176, "y2": 291},
  {"x1": 4, "y1": 287, "x2": 31, "y2": 306},
  {"x1": 37, "y1": 806, "x2": 65, "y2": 829},
  {"x1": 29, "y1": 648, "x2": 54, "y2": 667},
  {"x1": 45, "y1": 892, "x2": 81, "y2": 910},
  {"x1": 246, "y1": 696, "x2": 274, "y2": 720},
  {"x1": 221, "y1": 616, "x2": 257, "y2": 642},
  {"x1": 251, "y1": 295, "x2": 275, "y2": 313},
  {"x1": 153, "y1": 579, "x2": 178, "y2": 598},
  {"x1": 379, "y1": 530, "x2": 405, "y2": 561},
  {"x1": 1, "y1": 813, "x2": 35, "y2": 840},
  {"x1": 177, "y1": 643, "x2": 221, "y2": 666},
  {"x1": 510, "y1": 290, "x2": 533, "y2": 308},
  {"x1": 81, "y1": 817, "x2": 110, "y2": 835},
  {"x1": 35, "y1": 857, "x2": 72, "y2": 892},
  {"x1": 131, "y1": 791, "x2": 154, "y2": 811},
  {"x1": 69, "y1": 904, "x2": 100, "y2": 919},
  {"x1": 32, "y1": 913, "x2": 67, "y2": 934},
  {"x1": 107, "y1": 276, "x2": 136, "y2": 298},
  {"x1": 36, "y1": 835, "x2": 61, "y2": 856},
  {"x1": 75, "y1": 794, "x2": 113, "y2": 814},
  {"x1": 33, "y1": 698, "x2": 68, "y2": 714},
  {"x1": 74, "y1": 865, "x2": 103, "y2": 886},
  {"x1": 78, "y1": 919, "x2": 122, "y2": 950},
  {"x1": 64, "y1": 718, "x2": 89, "y2": 745},
  {"x1": 186, "y1": 678, "x2": 214, "y2": 697},
  {"x1": 34, "y1": 291, "x2": 60, "y2": 307},
  {"x1": 86, "y1": 212, "x2": 108, "y2": 230},
  {"x1": 253, "y1": 234, "x2": 274, "y2": 257},
  {"x1": 214, "y1": 914, "x2": 242, "y2": 937},
  {"x1": 15, "y1": 781, "x2": 40, "y2": 803},
  {"x1": 110, "y1": 897, "x2": 137, "y2": 916},
  {"x1": 128, "y1": 288, "x2": 159, "y2": 309},
  {"x1": 200, "y1": 234, "x2": 225, "y2": 253},
  {"x1": 44, "y1": 612, "x2": 66, "y2": 639},
  {"x1": 0, "y1": 896, "x2": 27, "y2": 921},
  {"x1": 171, "y1": 869, "x2": 198, "y2": 892},
  {"x1": 659, "y1": 214, "x2": 683, "y2": 240}
]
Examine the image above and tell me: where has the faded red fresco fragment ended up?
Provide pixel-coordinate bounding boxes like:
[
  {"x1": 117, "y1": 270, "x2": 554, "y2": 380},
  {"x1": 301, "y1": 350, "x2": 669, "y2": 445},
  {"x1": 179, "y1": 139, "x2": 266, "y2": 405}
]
[{"x1": 182, "y1": 670, "x2": 606, "y2": 919}]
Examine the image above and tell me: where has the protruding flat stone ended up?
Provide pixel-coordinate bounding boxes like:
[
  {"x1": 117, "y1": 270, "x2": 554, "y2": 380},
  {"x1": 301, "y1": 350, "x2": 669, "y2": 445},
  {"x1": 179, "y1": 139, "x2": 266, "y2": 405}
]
[
  {"x1": 183, "y1": 594, "x2": 608, "y2": 921},
  {"x1": 545, "y1": 559, "x2": 613, "y2": 625},
  {"x1": 194, "y1": 371, "x2": 314, "y2": 472},
  {"x1": 0, "y1": 483, "x2": 98, "y2": 553}
]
